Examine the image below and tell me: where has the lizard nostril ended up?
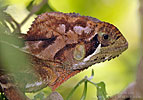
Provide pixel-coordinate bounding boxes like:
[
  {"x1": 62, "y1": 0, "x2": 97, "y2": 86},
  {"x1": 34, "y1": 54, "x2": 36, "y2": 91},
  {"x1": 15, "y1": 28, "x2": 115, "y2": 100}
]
[{"x1": 116, "y1": 36, "x2": 120, "y2": 40}]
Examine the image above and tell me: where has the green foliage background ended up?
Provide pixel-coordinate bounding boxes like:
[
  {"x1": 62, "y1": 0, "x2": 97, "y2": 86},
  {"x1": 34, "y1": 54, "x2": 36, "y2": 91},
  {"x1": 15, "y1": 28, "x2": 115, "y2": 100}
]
[{"x1": 0, "y1": 0, "x2": 140, "y2": 100}]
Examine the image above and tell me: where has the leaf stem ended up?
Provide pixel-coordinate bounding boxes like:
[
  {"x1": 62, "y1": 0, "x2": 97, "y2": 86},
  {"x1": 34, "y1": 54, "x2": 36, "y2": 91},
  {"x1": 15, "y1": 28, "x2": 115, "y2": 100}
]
[
  {"x1": 66, "y1": 78, "x2": 86, "y2": 100},
  {"x1": 80, "y1": 81, "x2": 88, "y2": 100}
]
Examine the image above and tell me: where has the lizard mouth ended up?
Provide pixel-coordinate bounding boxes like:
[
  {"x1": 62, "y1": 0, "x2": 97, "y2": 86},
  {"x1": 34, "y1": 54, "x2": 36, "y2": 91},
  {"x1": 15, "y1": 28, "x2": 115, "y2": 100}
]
[
  {"x1": 90, "y1": 41, "x2": 128, "y2": 64},
  {"x1": 101, "y1": 38, "x2": 128, "y2": 54}
]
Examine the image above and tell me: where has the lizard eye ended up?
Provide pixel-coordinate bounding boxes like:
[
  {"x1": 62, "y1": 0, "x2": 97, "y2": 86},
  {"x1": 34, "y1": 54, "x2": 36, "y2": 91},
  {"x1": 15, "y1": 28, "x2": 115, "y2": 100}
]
[{"x1": 103, "y1": 34, "x2": 109, "y2": 40}]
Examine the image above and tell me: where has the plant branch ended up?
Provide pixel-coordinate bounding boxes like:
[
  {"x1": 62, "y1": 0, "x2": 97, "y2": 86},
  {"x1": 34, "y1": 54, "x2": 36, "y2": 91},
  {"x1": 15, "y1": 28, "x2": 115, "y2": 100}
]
[
  {"x1": 139, "y1": 0, "x2": 143, "y2": 57},
  {"x1": 19, "y1": 0, "x2": 48, "y2": 27},
  {"x1": 9, "y1": 15, "x2": 21, "y2": 33}
]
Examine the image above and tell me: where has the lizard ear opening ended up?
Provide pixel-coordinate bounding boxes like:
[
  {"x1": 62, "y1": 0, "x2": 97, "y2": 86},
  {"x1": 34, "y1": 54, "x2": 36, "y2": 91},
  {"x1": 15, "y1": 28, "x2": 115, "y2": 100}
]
[{"x1": 73, "y1": 44, "x2": 86, "y2": 60}]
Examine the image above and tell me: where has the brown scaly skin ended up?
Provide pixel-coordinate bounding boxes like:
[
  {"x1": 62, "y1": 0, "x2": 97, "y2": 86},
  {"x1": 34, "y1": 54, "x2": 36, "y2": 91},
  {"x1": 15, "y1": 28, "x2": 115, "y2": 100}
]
[{"x1": 0, "y1": 12, "x2": 128, "y2": 99}]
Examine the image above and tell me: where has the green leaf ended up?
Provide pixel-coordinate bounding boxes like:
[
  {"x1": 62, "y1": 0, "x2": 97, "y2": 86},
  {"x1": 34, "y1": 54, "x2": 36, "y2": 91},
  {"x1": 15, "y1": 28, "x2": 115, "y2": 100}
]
[
  {"x1": 0, "y1": 0, "x2": 37, "y2": 93},
  {"x1": 96, "y1": 82, "x2": 107, "y2": 100}
]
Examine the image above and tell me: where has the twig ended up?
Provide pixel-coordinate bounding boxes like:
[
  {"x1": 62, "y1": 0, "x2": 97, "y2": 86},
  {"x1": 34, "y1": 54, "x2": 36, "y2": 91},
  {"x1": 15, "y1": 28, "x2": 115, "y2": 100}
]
[
  {"x1": 9, "y1": 15, "x2": 21, "y2": 33},
  {"x1": 19, "y1": 0, "x2": 48, "y2": 27},
  {"x1": 45, "y1": 92, "x2": 63, "y2": 100},
  {"x1": 139, "y1": 0, "x2": 143, "y2": 55},
  {"x1": 11, "y1": 16, "x2": 21, "y2": 33}
]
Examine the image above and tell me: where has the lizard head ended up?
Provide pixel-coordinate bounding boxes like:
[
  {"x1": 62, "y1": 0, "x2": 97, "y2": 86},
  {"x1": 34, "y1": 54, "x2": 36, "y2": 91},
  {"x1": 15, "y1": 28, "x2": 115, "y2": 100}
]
[{"x1": 73, "y1": 22, "x2": 128, "y2": 69}]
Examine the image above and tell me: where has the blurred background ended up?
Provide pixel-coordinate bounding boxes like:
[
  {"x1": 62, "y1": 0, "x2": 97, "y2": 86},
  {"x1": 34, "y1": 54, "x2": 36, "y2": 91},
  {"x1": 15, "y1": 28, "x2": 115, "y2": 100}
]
[{"x1": 0, "y1": 0, "x2": 141, "y2": 100}]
